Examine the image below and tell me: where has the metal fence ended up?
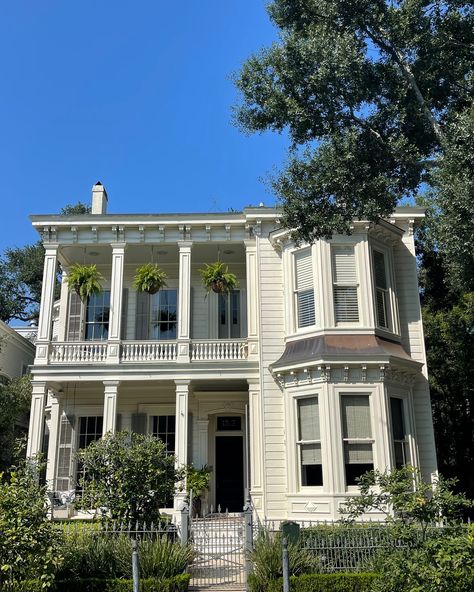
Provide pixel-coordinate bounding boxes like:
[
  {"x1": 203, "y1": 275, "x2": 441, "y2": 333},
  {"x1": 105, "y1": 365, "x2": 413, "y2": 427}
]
[{"x1": 57, "y1": 519, "x2": 178, "y2": 541}]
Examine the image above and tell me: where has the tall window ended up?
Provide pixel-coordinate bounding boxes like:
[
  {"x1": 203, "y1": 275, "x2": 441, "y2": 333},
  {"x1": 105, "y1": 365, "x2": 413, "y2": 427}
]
[
  {"x1": 218, "y1": 291, "x2": 241, "y2": 338},
  {"x1": 373, "y1": 251, "x2": 389, "y2": 329},
  {"x1": 390, "y1": 398, "x2": 409, "y2": 468},
  {"x1": 152, "y1": 415, "x2": 176, "y2": 454},
  {"x1": 332, "y1": 246, "x2": 359, "y2": 323},
  {"x1": 150, "y1": 290, "x2": 177, "y2": 339},
  {"x1": 341, "y1": 395, "x2": 374, "y2": 486},
  {"x1": 297, "y1": 397, "x2": 323, "y2": 486},
  {"x1": 76, "y1": 416, "x2": 103, "y2": 490},
  {"x1": 56, "y1": 413, "x2": 74, "y2": 491},
  {"x1": 85, "y1": 292, "x2": 110, "y2": 340},
  {"x1": 294, "y1": 249, "x2": 315, "y2": 328}
]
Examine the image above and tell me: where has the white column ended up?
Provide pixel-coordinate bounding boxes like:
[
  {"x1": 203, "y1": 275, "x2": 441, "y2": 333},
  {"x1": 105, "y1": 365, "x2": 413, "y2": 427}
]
[
  {"x1": 248, "y1": 378, "x2": 264, "y2": 511},
  {"x1": 27, "y1": 381, "x2": 47, "y2": 458},
  {"x1": 57, "y1": 270, "x2": 70, "y2": 342},
  {"x1": 174, "y1": 379, "x2": 190, "y2": 510},
  {"x1": 103, "y1": 381, "x2": 120, "y2": 435},
  {"x1": 196, "y1": 419, "x2": 209, "y2": 468},
  {"x1": 177, "y1": 241, "x2": 192, "y2": 363},
  {"x1": 35, "y1": 245, "x2": 58, "y2": 364},
  {"x1": 107, "y1": 243, "x2": 126, "y2": 363},
  {"x1": 45, "y1": 390, "x2": 61, "y2": 491},
  {"x1": 244, "y1": 239, "x2": 259, "y2": 361}
]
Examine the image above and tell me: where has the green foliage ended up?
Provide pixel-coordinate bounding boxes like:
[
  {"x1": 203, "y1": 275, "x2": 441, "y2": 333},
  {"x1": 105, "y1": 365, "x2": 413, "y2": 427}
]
[
  {"x1": 66, "y1": 263, "x2": 104, "y2": 303},
  {"x1": 0, "y1": 375, "x2": 32, "y2": 472},
  {"x1": 132, "y1": 264, "x2": 168, "y2": 294},
  {"x1": 52, "y1": 574, "x2": 190, "y2": 592},
  {"x1": 0, "y1": 241, "x2": 51, "y2": 322},
  {"x1": 251, "y1": 572, "x2": 378, "y2": 592},
  {"x1": 137, "y1": 538, "x2": 193, "y2": 579},
  {"x1": 341, "y1": 466, "x2": 473, "y2": 538},
  {"x1": 74, "y1": 431, "x2": 182, "y2": 523},
  {"x1": 186, "y1": 464, "x2": 211, "y2": 499},
  {"x1": 249, "y1": 529, "x2": 321, "y2": 590},
  {"x1": 60, "y1": 202, "x2": 92, "y2": 215},
  {"x1": 0, "y1": 461, "x2": 63, "y2": 588},
  {"x1": 234, "y1": 0, "x2": 474, "y2": 242},
  {"x1": 198, "y1": 262, "x2": 238, "y2": 294},
  {"x1": 370, "y1": 527, "x2": 474, "y2": 592}
]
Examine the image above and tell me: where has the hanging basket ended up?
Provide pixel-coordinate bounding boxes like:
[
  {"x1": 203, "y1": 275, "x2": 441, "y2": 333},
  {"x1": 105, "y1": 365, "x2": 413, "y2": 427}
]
[{"x1": 133, "y1": 263, "x2": 168, "y2": 294}]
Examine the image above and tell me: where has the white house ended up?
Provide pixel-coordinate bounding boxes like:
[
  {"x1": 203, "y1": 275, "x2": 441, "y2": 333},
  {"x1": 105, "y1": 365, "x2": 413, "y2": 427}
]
[
  {"x1": 27, "y1": 183, "x2": 437, "y2": 520},
  {"x1": 0, "y1": 320, "x2": 35, "y2": 383}
]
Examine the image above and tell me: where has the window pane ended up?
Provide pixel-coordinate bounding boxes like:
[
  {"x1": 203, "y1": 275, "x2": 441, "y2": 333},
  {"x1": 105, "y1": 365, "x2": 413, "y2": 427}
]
[
  {"x1": 373, "y1": 251, "x2": 387, "y2": 289},
  {"x1": 295, "y1": 250, "x2": 313, "y2": 291},
  {"x1": 85, "y1": 292, "x2": 110, "y2": 340},
  {"x1": 297, "y1": 290, "x2": 316, "y2": 327},
  {"x1": 345, "y1": 462, "x2": 374, "y2": 486},
  {"x1": 376, "y1": 289, "x2": 388, "y2": 328},
  {"x1": 298, "y1": 398, "x2": 320, "y2": 441},
  {"x1": 302, "y1": 463, "x2": 323, "y2": 486},
  {"x1": 334, "y1": 287, "x2": 359, "y2": 322},
  {"x1": 332, "y1": 246, "x2": 357, "y2": 284},
  {"x1": 150, "y1": 290, "x2": 178, "y2": 339},
  {"x1": 341, "y1": 395, "x2": 372, "y2": 439},
  {"x1": 301, "y1": 443, "x2": 322, "y2": 464},
  {"x1": 344, "y1": 443, "x2": 373, "y2": 463},
  {"x1": 390, "y1": 398, "x2": 405, "y2": 440}
]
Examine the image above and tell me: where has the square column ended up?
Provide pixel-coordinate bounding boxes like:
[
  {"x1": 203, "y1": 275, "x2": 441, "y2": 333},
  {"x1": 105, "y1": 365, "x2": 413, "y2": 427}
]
[
  {"x1": 244, "y1": 239, "x2": 259, "y2": 361},
  {"x1": 27, "y1": 381, "x2": 48, "y2": 459},
  {"x1": 45, "y1": 390, "x2": 61, "y2": 492},
  {"x1": 107, "y1": 243, "x2": 126, "y2": 363},
  {"x1": 174, "y1": 379, "x2": 190, "y2": 510},
  {"x1": 177, "y1": 241, "x2": 192, "y2": 363},
  {"x1": 248, "y1": 378, "x2": 264, "y2": 512},
  {"x1": 35, "y1": 245, "x2": 59, "y2": 364},
  {"x1": 103, "y1": 381, "x2": 120, "y2": 435}
]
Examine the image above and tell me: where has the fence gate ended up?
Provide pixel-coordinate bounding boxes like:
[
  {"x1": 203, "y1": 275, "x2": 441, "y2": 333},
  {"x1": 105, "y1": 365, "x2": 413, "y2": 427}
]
[{"x1": 189, "y1": 512, "x2": 248, "y2": 589}]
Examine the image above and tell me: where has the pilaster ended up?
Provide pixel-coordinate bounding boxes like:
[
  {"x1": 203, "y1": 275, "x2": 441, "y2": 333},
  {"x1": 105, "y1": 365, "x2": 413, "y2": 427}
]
[
  {"x1": 45, "y1": 390, "x2": 61, "y2": 491},
  {"x1": 177, "y1": 241, "x2": 192, "y2": 363},
  {"x1": 247, "y1": 378, "x2": 264, "y2": 511},
  {"x1": 35, "y1": 245, "x2": 58, "y2": 364},
  {"x1": 244, "y1": 239, "x2": 259, "y2": 361},
  {"x1": 26, "y1": 381, "x2": 48, "y2": 458},
  {"x1": 107, "y1": 243, "x2": 126, "y2": 363},
  {"x1": 103, "y1": 380, "x2": 120, "y2": 435},
  {"x1": 174, "y1": 379, "x2": 190, "y2": 510}
]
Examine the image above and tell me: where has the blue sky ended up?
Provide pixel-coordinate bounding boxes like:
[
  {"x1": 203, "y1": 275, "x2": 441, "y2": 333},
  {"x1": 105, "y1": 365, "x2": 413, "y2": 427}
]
[{"x1": 0, "y1": 1, "x2": 288, "y2": 253}]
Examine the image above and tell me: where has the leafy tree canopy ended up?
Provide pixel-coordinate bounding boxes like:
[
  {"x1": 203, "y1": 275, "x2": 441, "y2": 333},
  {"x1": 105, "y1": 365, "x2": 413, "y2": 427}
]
[
  {"x1": 0, "y1": 374, "x2": 32, "y2": 473},
  {"x1": 234, "y1": 0, "x2": 474, "y2": 244},
  {"x1": 0, "y1": 202, "x2": 91, "y2": 322},
  {"x1": 75, "y1": 430, "x2": 183, "y2": 523}
]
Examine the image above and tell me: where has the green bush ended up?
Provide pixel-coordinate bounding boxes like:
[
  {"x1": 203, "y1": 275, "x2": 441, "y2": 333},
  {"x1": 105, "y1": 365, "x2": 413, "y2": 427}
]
[
  {"x1": 249, "y1": 530, "x2": 321, "y2": 590},
  {"x1": 53, "y1": 574, "x2": 190, "y2": 592},
  {"x1": 248, "y1": 572, "x2": 378, "y2": 592},
  {"x1": 138, "y1": 537, "x2": 193, "y2": 578}
]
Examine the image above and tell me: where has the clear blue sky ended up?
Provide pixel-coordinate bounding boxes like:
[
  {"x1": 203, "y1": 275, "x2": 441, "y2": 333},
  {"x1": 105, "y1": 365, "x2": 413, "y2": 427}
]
[{"x1": 0, "y1": 1, "x2": 288, "y2": 253}]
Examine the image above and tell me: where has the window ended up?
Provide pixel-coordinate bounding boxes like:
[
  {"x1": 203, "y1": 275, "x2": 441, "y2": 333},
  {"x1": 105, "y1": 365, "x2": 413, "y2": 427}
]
[
  {"x1": 152, "y1": 415, "x2": 176, "y2": 454},
  {"x1": 294, "y1": 249, "x2": 315, "y2": 328},
  {"x1": 136, "y1": 290, "x2": 178, "y2": 340},
  {"x1": 76, "y1": 416, "x2": 103, "y2": 491},
  {"x1": 341, "y1": 395, "x2": 374, "y2": 486},
  {"x1": 373, "y1": 250, "x2": 389, "y2": 329},
  {"x1": 297, "y1": 397, "x2": 323, "y2": 486},
  {"x1": 332, "y1": 246, "x2": 359, "y2": 323},
  {"x1": 218, "y1": 291, "x2": 241, "y2": 338},
  {"x1": 390, "y1": 398, "x2": 409, "y2": 468},
  {"x1": 56, "y1": 413, "x2": 74, "y2": 491},
  {"x1": 85, "y1": 292, "x2": 110, "y2": 340}
]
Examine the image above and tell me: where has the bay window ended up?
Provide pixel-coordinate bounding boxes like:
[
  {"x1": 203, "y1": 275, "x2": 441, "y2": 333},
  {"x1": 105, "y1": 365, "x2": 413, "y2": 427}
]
[
  {"x1": 332, "y1": 245, "x2": 359, "y2": 323},
  {"x1": 294, "y1": 249, "x2": 315, "y2": 329},
  {"x1": 297, "y1": 397, "x2": 323, "y2": 486},
  {"x1": 341, "y1": 394, "x2": 374, "y2": 486}
]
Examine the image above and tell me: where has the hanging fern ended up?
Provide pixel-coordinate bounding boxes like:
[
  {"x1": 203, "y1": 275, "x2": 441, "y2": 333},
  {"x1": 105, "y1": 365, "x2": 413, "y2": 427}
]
[
  {"x1": 66, "y1": 264, "x2": 104, "y2": 302},
  {"x1": 198, "y1": 262, "x2": 238, "y2": 294}
]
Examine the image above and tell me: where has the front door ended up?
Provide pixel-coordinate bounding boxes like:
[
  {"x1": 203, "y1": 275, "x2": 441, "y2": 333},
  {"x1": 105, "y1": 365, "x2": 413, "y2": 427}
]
[{"x1": 215, "y1": 435, "x2": 244, "y2": 512}]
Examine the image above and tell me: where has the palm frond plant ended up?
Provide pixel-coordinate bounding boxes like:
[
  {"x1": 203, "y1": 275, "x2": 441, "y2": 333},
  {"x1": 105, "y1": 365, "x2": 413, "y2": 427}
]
[
  {"x1": 133, "y1": 263, "x2": 168, "y2": 294},
  {"x1": 199, "y1": 261, "x2": 238, "y2": 294},
  {"x1": 66, "y1": 264, "x2": 104, "y2": 303}
]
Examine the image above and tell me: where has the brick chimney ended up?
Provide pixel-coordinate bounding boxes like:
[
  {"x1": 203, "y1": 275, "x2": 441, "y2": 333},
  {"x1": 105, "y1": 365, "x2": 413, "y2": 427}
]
[{"x1": 91, "y1": 181, "x2": 108, "y2": 214}]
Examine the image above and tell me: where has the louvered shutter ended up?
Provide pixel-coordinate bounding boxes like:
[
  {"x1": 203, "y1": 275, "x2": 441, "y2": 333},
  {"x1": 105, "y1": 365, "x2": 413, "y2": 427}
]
[
  {"x1": 56, "y1": 413, "x2": 74, "y2": 491},
  {"x1": 373, "y1": 251, "x2": 389, "y2": 328},
  {"x1": 332, "y1": 246, "x2": 359, "y2": 322},
  {"x1": 66, "y1": 292, "x2": 83, "y2": 341},
  {"x1": 294, "y1": 249, "x2": 315, "y2": 328},
  {"x1": 135, "y1": 291, "x2": 150, "y2": 340}
]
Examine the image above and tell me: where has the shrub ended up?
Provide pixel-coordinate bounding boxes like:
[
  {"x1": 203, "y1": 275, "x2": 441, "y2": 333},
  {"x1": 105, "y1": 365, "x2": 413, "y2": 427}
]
[
  {"x1": 53, "y1": 574, "x2": 190, "y2": 592},
  {"x1": 138, "y1": 537, "x2": 193, "y2": 578},
  {"x1": 249, "y1": 530, "x2": 321, "y2": 591},
  {"x1": 248, "y1": 573, "x2": 378, "y2": 592}
]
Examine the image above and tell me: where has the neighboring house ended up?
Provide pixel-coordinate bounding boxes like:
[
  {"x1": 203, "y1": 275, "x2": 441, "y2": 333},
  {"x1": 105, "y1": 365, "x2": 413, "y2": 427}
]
[
  {"x1": 0, "y1": 320, "x2": 35, "y2": 383},
  {"x1": 27, "y1": 183, "x2": 437, "y2": 520}
]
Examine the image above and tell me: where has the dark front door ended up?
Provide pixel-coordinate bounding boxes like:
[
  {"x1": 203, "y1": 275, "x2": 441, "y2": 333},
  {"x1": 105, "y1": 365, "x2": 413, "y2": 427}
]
[{"x1": 215, "y1": 436, "x2": 244, "y2": 512}]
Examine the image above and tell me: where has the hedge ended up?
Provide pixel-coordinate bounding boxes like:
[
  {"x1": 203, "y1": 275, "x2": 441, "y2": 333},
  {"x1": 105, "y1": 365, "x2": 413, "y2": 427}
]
[
  {"x1": 5, "y1": 574, "x2": 190, "y2": 592},
  {"x1": 248, "y1": 572, "x2": 378, "y2": 592}
]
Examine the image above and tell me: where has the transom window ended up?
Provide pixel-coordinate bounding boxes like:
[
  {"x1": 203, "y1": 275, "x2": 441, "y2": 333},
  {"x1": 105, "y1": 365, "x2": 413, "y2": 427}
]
[
  {"x1": 297, "y1": 397, "x2": 323, "y2": 486},
  {"x1": 294, "y1": 249, "x2": 315, "y2": 329},
  {"x1": 332, "y1": 246, "x2": 359, "y2": 323},
  {"x1": 390, "y1": 398, "x2": 409, "y2": 468},
  {"x1": 341, "y1": 395, "x2": 374, "y2": 486}
]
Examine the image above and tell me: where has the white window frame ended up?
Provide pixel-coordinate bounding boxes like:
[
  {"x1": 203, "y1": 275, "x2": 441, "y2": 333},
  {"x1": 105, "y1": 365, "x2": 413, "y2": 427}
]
[
  {"x1": 292, "y1": 246, "x2": 317, "y2": 332},
  {"x1": 389, "y1": 396, "x2": 411, "y2": 469},
  {"x1": 296, "y1": 395, "x2": 324, "y2": 488},
  {"x1": 331, "y1": 245, "x2": 360, "y2": 325},
  {"x1": 370, "y1": 243, "x2": 399, "y2": 335},
  {"x1": 338, "y1": 392, "x2": 375, "y2": 490}
]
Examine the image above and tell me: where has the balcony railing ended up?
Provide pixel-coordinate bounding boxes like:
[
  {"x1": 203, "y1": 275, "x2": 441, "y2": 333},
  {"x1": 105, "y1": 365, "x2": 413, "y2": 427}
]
[
  {"x1": 191, "y1": 340, "x2": 247, "y2": 361},
  {"x1": 121, "y1": 341, "x2": 178, "y2": 362},
  {"x1": 46, "y1": 339, "x2": 248, "y2": 364},
  {"x1": 50, "y1": 342, "x2": 108, "y2": 364}
]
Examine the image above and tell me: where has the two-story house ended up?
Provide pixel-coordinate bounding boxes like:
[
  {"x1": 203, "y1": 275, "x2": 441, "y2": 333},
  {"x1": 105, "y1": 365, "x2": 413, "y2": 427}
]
[{"x1": 27, "y1": 183, "x2": 437, "y2": 520}]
